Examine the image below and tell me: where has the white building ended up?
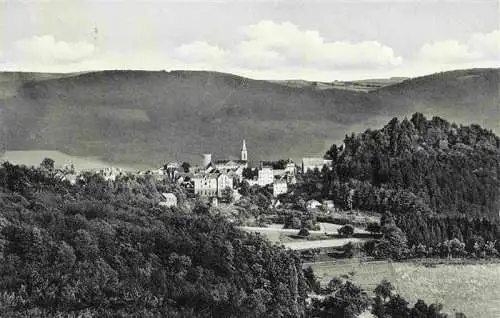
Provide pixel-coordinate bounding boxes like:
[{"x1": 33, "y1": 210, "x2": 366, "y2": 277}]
[
  {"x1": 258, "y1": 167, "x2": 274, "y2": 186},
  {"x1": 193, "y1": 172, "x2": 233, "y2": 198},
  {"x1": 216, "y1": 173, "x2": 233, "y2": 197},
  {"x1": 193, "y1": 174, "x2": 218, "y2": 197},
  {"x1": 273, "y1": 179, "x2": 288, "y2": 197},
  {"x1": 301, "y1": 158, "x2": 333, "y2": 173},
  {"x1": 306, "y1": 199, "x2": 322, "y2": 211},
  {"x1": 285, "y1": 162, "x2": 297, "y2": 175},
  {"x1": 159, "y1": 193, "x2": 178, "y2": 207}
]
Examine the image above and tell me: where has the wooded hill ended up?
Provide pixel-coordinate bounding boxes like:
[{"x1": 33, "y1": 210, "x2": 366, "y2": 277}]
[
  {"x1": 0, "y1": 68, "x2": 498, "y2": 166},
  {"x1": 325, "y1": 113, "x2": 500, "y2": 218}
]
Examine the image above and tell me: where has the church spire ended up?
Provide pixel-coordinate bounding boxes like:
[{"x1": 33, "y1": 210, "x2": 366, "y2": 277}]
[{"x1": 241, "y1": 139, "x2": 247, "y2": 161}]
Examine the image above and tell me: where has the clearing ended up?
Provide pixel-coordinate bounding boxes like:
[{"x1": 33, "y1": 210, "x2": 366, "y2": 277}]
[{"x1": 307, "y1": 260, "x2": 500, "y2": 318}]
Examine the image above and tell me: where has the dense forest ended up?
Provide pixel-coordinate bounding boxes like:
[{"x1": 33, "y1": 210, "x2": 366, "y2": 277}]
[
  {"x1": 326, "y1": 113, "x2": 499, "y2": 218},
  {"x1": 315, "y1": 114, "x2": 500, "y2": 257},
  {"x1": 0, "y1": 163, "x2": 308, "y2": 317}
]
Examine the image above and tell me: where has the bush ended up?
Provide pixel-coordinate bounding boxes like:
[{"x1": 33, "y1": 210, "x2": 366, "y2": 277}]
[
  {"x1": 338, "y1": 224, "x2": 354, "y2": 237},
  {"x1": 298, "y1": 228, "x2": 310, "y2": 237}
]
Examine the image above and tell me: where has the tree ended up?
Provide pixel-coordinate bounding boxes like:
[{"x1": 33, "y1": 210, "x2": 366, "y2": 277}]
[
  {"x1": 374, "y1": 280, "x2": 394, "y2": 302},
  {"x1": 324, "y1": 277, "x2": 343, "y2": 294},
  {"x1": 338, "y1": 224, "x2": 354, "y2": 237},
  {"x1": 303, "y1": 267, "x2": 321, "y2": 294},
  {"x1": 286, "y1": 216, "x2": 302, "y2": 229},
  {"x1": 343, "y1": 242, "x2": 355, "y2": 258},
  {"x1": 366, "y1": 222, "x2": 382, "y2": 235},
  {"x1": 381, "y1": 214, "x2": 409, "y2": 259},
  {"x1": 40, "y1": 158, "x2": 55, "y2": 170},
  {"x1": 325, "y1": 144, "x2": 339, "y2": 162},
  {"x1": 410, "y1": 299, "x2": 429, "y2": 317},
  {"x1": 242, "y1": 167, "x2": 257, "y2": 180},
  {"x1": 385, "y1": 294, "x2": 410, "y2": 317},
  {"x1": 298, "y1": 228, "x2": 310, "y2": 237},
  {"x1": 221, "y1": 187, "x2": 234, "y2": 203},
  {"x1": 181, "y1": 161, "x2": 191, "y2": 173},
  {"x1": 239, "y1": 180, "x2": 250, "y2": 196}
]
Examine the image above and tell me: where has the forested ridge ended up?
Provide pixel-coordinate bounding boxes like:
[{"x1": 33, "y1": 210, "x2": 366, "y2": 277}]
[
  {"x1": 0, "y1": 163, "x2": 307, "y2": 317},
  {"x1": 325, "y1": 113, "x2": 499, "y2": 217},
  {"x1": 320, "y1": 113, "x2": 500, "y2": 257}
]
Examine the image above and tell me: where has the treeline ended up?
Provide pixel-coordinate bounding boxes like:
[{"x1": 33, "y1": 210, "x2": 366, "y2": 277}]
[
  {"x1": 363, "y1": 214, "x2": 499, "y2": 260},
  {"x1": 0, "y1": 163, "x2": 308, "y2": 317},
  {"x1": 303, "y1": 272, "x2": 459, "y2": 318},
  {"x1": 325, "y1": 113, "x2": 500, "y2": 219}
]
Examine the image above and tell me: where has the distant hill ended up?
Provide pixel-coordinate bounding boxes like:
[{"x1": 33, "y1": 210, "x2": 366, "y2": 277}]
[
  {"x1": 269, "y1": 77, "x2": 408, "y2": 92},
  {"x1": 375, "y1": 68, "x2": 500, "y2": 130},
  {"x1": 0, "y1": 68, "x2": 498, "y2": 167}
]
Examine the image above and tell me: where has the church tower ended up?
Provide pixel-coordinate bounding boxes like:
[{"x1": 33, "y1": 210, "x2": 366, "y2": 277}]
[{"x1": 241, "y1": 139, "x2": 248, "y2": 161}]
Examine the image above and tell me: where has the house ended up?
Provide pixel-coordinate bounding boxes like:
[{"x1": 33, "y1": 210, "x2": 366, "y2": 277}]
[
  {"x1": 216, "y1": 173, "x2": 233, "y2": 197},
  {"x1": 164, "y1": 162, "x2": 180, "y2": 178},
  {"x1": 273, "y1": 168, "x2": 297, "y2": 185},
  {"x1": 165, "y1": 162, "x2": 180, "y2": 170},
  {"x1": 91, "y1": 167, "x2": 123, "y2": 181},
  {"x1": 323, "y1": 200, "x2": 335, "y2": 211},
  {"x1": 273, "y1": 169, "x2": 286, "y2": 178},
  {"x1": 273, "y1": 179, "x2": 288, "y2": 197},
  {"x1": 301, "y1": 158, "x2": 333, "y2": 173},
  {"x1": 306, "y1": 199, "x2": 322, "y2": 211},
  {"x1": 192, "y1": 172, "x2": 233, "y2": 198},
  {"x1": 159, "y1": 193, "x2": 177, "y2": 207},
  {"x1": 285, "y1": 162, "x2": 297, "y2": 175},
  {"x1": 258, "y1": 167, "x2": 274, "y2": 186},
  {"x1": 193, "y1": 173, "x2": 218, "y2": 197}
]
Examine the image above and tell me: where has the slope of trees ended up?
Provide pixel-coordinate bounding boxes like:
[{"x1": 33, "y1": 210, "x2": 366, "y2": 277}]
[
  {"x1": 321, "y1": 114, "x2": 500, "y2": 257},
  {"x1": 329, "y1": 113, "x2": 500, "y2": 218},
  {"x1": 0, "y1": 163, "x2": 308, "y2": 317}
]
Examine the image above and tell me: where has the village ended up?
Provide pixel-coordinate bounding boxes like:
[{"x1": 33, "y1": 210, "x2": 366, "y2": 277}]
[{"x1": 51, "y1": 139, "x2": 336, "y2": 211}]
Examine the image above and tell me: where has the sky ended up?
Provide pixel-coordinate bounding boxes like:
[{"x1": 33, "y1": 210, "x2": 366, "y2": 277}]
[{"x1": 0, "y1": 0, "x2": 498, "y2": 81}]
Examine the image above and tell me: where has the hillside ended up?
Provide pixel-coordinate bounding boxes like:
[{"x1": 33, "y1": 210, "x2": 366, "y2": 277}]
[
  {"x1": 375, "y1": 68, "x2": 500, "y2": 130},
  {"x1": 0, "y1": 163, "x2": 308, "y2": 317},
  {"x1": 0, "y1": 68, "x2": 498, "y2": 167},
  {"x1": 325, "y1": 113, "x2": 500, "y2": 219}
]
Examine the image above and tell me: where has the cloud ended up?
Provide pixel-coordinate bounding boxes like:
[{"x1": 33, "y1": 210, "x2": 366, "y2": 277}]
[
  {"x1": 234, "y1": 21, "x2": 403, "y2": 69},
  {"x1": 417, "y1": 40, "x2": 482, "y2": 63},
  {"x1": 416, "y1": 29, "x2": 500, "y2": 64},
  {"x1": 469, "y1": 29, "x2": 500, "y2": 60},
  {"x1": 12, "y1": 35, "x2": 96, "y2": 63},
  {"x1": 175, "y1": 41, "x2": 226, "y2": 64},
  {"x1": 1, "y1": 24, "x2": 497, "y2": 82}
]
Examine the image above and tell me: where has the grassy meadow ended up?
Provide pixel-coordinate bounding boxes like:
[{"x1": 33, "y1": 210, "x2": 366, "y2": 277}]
[{"x1": 308, "y1": 260, "x2": 500, "y2": 318}]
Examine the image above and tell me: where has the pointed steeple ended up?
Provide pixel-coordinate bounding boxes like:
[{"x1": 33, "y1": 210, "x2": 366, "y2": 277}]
[{"x1": 241, "y1": 139, "x2": 248, "y2": 161}]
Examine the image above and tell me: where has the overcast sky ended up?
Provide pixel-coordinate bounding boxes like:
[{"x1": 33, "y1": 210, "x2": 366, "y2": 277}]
[{"x1": 0, "y1": 0, "x2": 498, "y2": 80}]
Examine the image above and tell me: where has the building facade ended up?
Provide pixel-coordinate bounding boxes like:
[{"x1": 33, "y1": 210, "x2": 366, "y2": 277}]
[
  {"x1": 217, "y1": 173, "x2": 234, "y2": 197},
  {"x1": 193, "y1": 172, "x2": 233, "y2": 198},
  {"x1": 273, "y1": 179, "x2": 288, "y2": 197},
  {"x1": 301, "y1": 158, "x2": 333, "y2": 173},
  {"x1": 193, "y1": 174, "x2": 218, "y2": 197},
  {"x1": 258, "y1": 167, "x2": 274, "y2": 186},
  {"x1": 159, "y1": 193, "x2": 178, "y2": 207}
]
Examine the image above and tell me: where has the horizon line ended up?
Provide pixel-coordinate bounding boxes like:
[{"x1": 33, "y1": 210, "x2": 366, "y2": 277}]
[{"x1": 0, "y1": 67, "x2": 497, "y2": 82}]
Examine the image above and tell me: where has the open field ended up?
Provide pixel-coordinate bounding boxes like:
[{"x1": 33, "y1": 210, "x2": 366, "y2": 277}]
[
  {"x1": 307, "y1": 260, "x2": 500, "y2": 318},
  {"x1": 239, "y1": 223, "x2": 369, "y2": 249},
  {"x1": 282, "y1": 238, "x2": 367, "y2": 250}
]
